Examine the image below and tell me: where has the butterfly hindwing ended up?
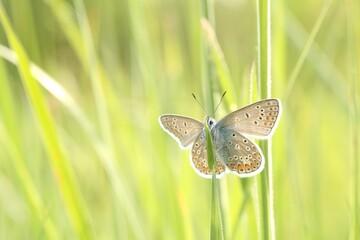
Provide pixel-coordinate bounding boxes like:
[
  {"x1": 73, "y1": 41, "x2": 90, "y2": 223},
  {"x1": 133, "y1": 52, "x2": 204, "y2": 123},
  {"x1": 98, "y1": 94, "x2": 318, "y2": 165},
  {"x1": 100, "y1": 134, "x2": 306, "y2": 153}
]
[
  {"x1": 191, "y1": 131, "x2": 226, "y2": 178},
  {"x1": 159, "y1": 115, "x2": 204, "y2": 148},
  {"x1": 213, "y1": 127, "x2": 264, "y2": 177},
  {"x1": 216, "y1": 99, "x2": 281, "y2": 138}
]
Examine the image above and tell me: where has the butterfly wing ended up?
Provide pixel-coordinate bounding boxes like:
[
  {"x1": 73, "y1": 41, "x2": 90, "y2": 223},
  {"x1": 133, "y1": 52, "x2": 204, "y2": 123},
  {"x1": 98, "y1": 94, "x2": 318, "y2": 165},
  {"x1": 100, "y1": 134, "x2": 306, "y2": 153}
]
[
  {"x1": 217, "y1": 98, "x2": 282, "y2": 138},
  {"x1": 159, "y1": 115, "x2": 204, "y2": 149},
  {"x1": 191, "y1": 131, "x2": 226, "y2": 178},
  {"x1": 213, "y1": 127, "x2": 264, "y2": 177}
]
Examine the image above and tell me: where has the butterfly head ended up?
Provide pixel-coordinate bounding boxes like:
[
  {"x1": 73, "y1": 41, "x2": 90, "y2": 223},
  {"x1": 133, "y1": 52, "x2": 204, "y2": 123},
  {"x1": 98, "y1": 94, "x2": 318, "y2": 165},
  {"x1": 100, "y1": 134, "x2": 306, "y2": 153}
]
[{"x1": 206, "y1": 116, "x2": 217, "y2": 130}]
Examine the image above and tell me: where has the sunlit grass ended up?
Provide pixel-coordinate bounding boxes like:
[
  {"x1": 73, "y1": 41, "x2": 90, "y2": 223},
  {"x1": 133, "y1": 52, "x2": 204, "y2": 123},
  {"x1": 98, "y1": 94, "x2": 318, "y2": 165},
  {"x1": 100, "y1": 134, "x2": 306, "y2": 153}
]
[
  {"x1": 0, "y1": 0, "x2": 358, "y2": 239},
  {"x1": 0, "y1": 4, "x2": 91, "y2": 238},
  {"x1": 346, "y1": 0, "x2": 360, "y2": 238}
]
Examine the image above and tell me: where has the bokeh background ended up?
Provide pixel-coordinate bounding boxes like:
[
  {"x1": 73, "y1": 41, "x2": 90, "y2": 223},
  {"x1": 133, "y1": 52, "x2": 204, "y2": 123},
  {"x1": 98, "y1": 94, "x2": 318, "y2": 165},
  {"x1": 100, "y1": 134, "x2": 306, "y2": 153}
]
[{"x1": 0, "y1": 0, "x2": 359, "y2": 239}]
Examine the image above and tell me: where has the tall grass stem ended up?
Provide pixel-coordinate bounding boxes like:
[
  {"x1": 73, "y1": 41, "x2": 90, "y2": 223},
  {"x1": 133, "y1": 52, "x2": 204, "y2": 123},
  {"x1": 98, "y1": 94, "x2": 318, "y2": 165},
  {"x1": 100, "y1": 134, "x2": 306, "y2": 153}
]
[
  {"x1": 256, "y1": 0, "x2": 275, "y2": 238},
  {"x1": 346, "y1": 0, "x2": 360, "y2": 238},
  {"x1": 201, "y1": 0, "x2": 225, "y2": 239}
]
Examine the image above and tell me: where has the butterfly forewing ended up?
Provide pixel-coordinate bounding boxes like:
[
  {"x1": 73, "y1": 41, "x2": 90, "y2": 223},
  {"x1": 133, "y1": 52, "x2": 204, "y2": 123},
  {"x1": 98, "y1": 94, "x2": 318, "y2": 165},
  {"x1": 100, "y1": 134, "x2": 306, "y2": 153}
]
[
  {"x1": 213, "y1": 128, "x2": 264, "y2": 177},
  {"x1": 191, "y1": 132, "x2": 226, "y2": 178},
  {"x1": 159, "y1": 115, "x2": 204, "y2": 149},
  {"x1": 217, "y1": 99, "x2": 281, "y2": 138}
]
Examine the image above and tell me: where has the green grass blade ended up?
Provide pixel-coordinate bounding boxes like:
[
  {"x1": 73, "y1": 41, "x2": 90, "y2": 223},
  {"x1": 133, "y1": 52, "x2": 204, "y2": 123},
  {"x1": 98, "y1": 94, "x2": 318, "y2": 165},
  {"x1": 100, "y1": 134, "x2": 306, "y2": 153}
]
[
  {"x1": 206, "y1": 122, "x2": 215, "y2": 171},
  {"x1": 44, "y1": 0, "x2": 86, "y2": 65},
  {"x1": 6, "y1": 0, "x2": 156, "y2": 237},
  {"x1": 256, "y1": 0, "x2": 271, "y2": 99},
  {"x1": 346, "y1": 0, "x2": 360, "y2": 238},
  {"x1": 201, "y1": 18, "x2": 236, "y2": 109},
  {"x1": 206, "y1": 121, "x2": 224, "y2": 240},
  {"x1": 0, "y1": 27, "x2": 147, "y2": 240},
  {"x1": 201, "y1": 0, "x2": 215, "y2": 116},
  {"x1": 0, "y1": 123, "x2": 60, "y2": 240},
  {"x1": 0, "y1": 5, "x2": 91, "y2": 239},
  {"x1": 206, "y1": 121, "x2": 216, "y2": 238},
  {"x1": 0, "y1": 57, "x2": 60, "y2": 240},
  {"x1": 0, "y1": 45, "x2": 94, "y2": 136},
  {"x1": 283, "y1": 0, "x2": 334, "y2": 102},
  {"x1": 201, "y1": 1, "x2": 225, "y2": 239},
  {"x1": 284, "y1": 11, "x2": 348, "y2": 107},
  {"x1": 256, "y1": 0, "x2": 275, "y2": 239}
]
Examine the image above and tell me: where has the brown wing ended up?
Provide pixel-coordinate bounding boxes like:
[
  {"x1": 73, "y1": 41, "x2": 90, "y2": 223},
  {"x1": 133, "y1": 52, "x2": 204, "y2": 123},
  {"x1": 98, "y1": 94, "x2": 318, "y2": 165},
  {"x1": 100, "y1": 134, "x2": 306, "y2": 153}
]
[
  {"x1": 159, "y1": 115, "x2": 203, "y2": 149},
  {"x1": 191, "y1": 132, "x2": 226, "y2": 178},
  {"x1": 217, "y1": 99, "x2": 281, "y2": 138},
  {"x1": 213, "y1": 128, "x2": 265, "y2": 178}
]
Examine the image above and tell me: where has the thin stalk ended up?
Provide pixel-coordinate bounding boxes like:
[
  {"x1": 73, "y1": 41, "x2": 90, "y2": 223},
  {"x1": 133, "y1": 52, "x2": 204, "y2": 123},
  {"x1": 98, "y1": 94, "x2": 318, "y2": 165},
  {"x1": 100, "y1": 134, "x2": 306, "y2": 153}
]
[
  {"x1": 256, "y1": 0, "x2": 275, "y2": 239},
  {"x1": 200, "y1": 18, "x2": 236, "y2": 109},
  {"x1": 201, "y1": 0, "x2": 215, "y2": 116},
  {"x1": 206, "y1": 121, "x2": 224, "y2": 240},
  {"x1": 346, "y1": 0, "x2": 360, "y2": 238},
  {"x1": 201, "y1": 0, "x2": 224, "y2": 239},
  {"x1": 283, "y1": 0, "x2": 333, "y2": 102}
]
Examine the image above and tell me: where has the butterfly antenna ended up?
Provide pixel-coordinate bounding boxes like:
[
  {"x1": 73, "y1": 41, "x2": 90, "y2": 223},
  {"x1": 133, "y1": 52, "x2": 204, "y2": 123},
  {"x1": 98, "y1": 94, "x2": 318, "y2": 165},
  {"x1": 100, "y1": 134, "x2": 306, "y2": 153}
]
[
  {"x1": 192, "y1": 93, "x2": 207, "y2": 114},
  {"x1": 214, "y1": 91, "x2": 227, "y2": 114}
]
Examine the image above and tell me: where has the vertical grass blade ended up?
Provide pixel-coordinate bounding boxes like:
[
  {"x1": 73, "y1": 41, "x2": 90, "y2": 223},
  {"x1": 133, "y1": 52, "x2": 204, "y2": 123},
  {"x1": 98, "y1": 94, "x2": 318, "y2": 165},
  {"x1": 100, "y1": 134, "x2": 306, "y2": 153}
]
[
  {"x1": 201, "y1": 0, "x2": 225, "y2": 239},
  {"x1": 206, "y1": 121, "x2": 223, "y2": 240},
  {"x1": 346, "y1": 0, "x2": 360, "y2": 238},
  {"x1": 0, "y1": 5, "x2": 91, "y2": 239},
  {"x1": 256, "y1": 0, "x2": 275, "y2": 239},
  {"x1": 201, "y1": 0, "x2": 215, "y2": 116},
  {"x1": 44, "y1": 0, "x2": 86, "y2": 65},
  {"x1": 201, "y1": 18, "x2": 236, "y2": 108}
]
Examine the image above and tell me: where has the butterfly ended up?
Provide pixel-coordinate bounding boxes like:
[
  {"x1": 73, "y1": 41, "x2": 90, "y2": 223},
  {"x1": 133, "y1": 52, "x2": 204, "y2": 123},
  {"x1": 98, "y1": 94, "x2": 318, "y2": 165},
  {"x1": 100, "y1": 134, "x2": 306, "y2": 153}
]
[{"x1": 158, "y1": 98, "x2": 282, "y2": 178}]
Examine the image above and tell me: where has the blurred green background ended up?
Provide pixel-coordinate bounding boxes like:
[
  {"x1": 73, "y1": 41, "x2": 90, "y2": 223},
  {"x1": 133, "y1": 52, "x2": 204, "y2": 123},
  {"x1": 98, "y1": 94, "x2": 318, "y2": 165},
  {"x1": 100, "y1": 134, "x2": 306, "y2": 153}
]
[{"x1": 0, "y1": 0, "x2": 359, "y2": 239}]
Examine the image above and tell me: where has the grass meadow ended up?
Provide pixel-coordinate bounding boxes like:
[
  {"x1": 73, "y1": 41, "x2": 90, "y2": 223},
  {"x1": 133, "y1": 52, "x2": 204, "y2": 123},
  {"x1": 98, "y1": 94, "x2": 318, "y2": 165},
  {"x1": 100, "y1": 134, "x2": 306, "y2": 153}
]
[{"x1": 0, "y1": 0, "x2": 359, "y2": 239}]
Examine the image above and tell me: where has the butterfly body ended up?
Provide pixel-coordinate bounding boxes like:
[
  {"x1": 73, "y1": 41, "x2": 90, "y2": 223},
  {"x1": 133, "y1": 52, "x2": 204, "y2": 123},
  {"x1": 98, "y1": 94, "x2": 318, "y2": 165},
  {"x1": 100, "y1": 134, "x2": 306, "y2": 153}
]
[{"x1": 159, "y1": 98, "x2": 282, "y2": 178}]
